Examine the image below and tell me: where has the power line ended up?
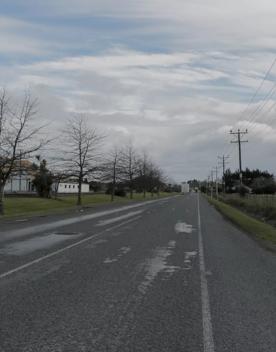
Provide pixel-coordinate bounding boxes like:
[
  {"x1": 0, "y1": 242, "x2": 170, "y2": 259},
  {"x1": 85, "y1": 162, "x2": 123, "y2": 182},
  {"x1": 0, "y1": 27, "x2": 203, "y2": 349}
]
[
  {"x1": 208, "y1": 56, "x2": 276, "y2": 179},
  {"x1": 243, "y1": 84, "x2": 276, "y2": 129},
  {"x1": 220, "y1": 56, "x2": 276, "y2": 162},
  {"x1": 242, "y1": 57, "x2": 276, "y2": 116},
  {"x1": 246, "y1": 101, "x2": 276, "y2": 137}
]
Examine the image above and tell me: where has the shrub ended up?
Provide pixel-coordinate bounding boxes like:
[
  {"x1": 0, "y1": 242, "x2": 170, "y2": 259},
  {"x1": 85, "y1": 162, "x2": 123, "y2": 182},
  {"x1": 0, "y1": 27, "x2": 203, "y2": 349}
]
[{"x1": 115, "y1": 189, "x2": 126, "y2": 197}]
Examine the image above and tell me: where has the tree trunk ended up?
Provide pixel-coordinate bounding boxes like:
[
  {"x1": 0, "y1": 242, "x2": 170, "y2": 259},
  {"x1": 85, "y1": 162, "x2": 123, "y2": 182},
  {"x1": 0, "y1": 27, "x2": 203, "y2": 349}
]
[
  {"x1": 77, "y1": 176, "x2": 82, "y2": 206},
  {"x1": 54, "y1": 183, "x2": 58, "y2": 200},
  {"x1": 0, "y1": 183, "x2": 5, "y2": 215},
  {"x1": 143, "y1": 171, "x2": 146, "y2": 198},
  {"x1": 143, "y1": 164, "x2": 146, "y2": 198},
  {"x1": 129, "y1": 175, "x2": 133, "y2": 199},
  {"x1": 111, "y1": 163, "x2": 116, "y2": 202},
  {"x1": 111, "y1": 180, "x2": 115, "y2": 202}
]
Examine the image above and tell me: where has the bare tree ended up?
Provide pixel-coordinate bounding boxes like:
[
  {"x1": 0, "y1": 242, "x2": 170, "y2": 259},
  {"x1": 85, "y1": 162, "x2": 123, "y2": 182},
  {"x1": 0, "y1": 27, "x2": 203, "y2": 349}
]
[
  {"x1": 51, "y1": 170, "x2": 69, "y2": 199},
  {"x1": 0, "y1": 89, "x2": 46, "y2": 215},
  {"x1": 120, "y1": 142, "x2": 139, "y2": 199},
  {"x1": 136, "y1": 152, "x2": 165, "y2": 197},
  {"x1": 101, "y1": 147, "x2": 123, "y2": 201},
  {"x1": 138, "y1": 151, "x2": 150, "y2": 198},
  {"x1": 62, "y1": 115, "x2": 104, "y2": 206},
  {"x1": 144, "y1": 161, "x2": 166, "y2": 197}
]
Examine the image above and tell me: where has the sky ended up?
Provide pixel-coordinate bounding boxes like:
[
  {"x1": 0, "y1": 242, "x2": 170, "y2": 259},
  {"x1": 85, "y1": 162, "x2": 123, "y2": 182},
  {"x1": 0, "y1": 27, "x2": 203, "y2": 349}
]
[{"x1": 1, "y1": 0, "x2": 276, "y2": 182}]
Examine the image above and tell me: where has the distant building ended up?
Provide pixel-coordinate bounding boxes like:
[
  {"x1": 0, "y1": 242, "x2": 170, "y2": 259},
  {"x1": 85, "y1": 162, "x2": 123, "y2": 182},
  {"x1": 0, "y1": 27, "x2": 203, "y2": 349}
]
[
  {"x1": 52, "y1": 180, "x2": 90, "y2": 194},
  {"x1": 4, "y1": 173, "x2": 35, "y2": 193},
  {"x1": 4, "y1": 160, "x2": 36, "y2": 193},
  {"x1": 181, "y1": 182, "x2": 190, "y2": 194}
]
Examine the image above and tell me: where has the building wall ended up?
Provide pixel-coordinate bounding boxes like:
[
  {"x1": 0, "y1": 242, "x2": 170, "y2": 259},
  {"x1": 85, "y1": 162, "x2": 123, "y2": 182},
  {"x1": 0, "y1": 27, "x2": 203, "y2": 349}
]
[
  {"x1": 181, "y1": 182, "x2": 190, "y2": 194},
  {"x1": 4, "y1": 176, "x2": 33, "y2": 193},
  {"x1": 54, "y1": 182, "x2": 90, "y2": 194}
]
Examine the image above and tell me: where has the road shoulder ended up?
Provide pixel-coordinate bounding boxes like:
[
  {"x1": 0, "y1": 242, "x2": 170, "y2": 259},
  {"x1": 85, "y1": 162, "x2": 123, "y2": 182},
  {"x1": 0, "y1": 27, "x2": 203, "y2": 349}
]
[{"x1": 207, "y1": 196, "x2": 276, "y2": 252}]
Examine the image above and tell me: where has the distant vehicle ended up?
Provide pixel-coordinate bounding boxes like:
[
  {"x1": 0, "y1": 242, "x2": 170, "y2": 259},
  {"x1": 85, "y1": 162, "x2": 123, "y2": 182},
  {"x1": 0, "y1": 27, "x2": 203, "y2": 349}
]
[{"x1": 181, "y1": 182, "x2": 190, "y2": 194}]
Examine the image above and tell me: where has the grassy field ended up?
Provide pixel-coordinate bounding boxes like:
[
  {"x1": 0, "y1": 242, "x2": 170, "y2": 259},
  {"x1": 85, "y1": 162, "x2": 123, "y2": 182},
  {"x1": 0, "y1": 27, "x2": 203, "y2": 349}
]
[
  {"x1": 208, "y1": 197, "x2": 276, "y2": 249},
  {"x1": 220, "y1": 194, "x2": 276, "y2": 224},
  {"x1": 1, "y1": 192, "x2": 177, "y2": 218}
]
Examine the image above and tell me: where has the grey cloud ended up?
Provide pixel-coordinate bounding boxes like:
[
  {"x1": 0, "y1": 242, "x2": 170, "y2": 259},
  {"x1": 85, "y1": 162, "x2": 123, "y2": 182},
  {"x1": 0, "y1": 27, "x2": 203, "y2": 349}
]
[{"x1": 2, "y1": 0, "x2": 276, "y2": 180}]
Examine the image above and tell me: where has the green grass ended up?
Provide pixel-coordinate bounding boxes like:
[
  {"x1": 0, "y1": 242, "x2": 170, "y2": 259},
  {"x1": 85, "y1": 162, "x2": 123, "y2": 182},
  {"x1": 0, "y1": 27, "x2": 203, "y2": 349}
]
[
  {"x1": 1, "y1": 192, "x2": 178, "y2": 218},
  {"x1": 208, "y1": 197, "x2": 276, "y2": 248},
  {"x1": 220, "y1": 194, "x2": 276, "y2": 221}
]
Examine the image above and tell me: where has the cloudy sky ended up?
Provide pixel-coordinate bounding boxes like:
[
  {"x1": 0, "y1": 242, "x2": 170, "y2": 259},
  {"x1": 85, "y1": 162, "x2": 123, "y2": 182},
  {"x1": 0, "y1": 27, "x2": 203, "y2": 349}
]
[{"x1": 1, "y1": 0, "x2": 276, "y2": 181}]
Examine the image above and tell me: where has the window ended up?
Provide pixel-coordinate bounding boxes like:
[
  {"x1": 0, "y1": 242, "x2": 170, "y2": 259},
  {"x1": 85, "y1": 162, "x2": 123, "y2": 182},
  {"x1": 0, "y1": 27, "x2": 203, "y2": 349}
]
[{"x1": 65, "y1": 185, "x2": 67, "y2": 188}]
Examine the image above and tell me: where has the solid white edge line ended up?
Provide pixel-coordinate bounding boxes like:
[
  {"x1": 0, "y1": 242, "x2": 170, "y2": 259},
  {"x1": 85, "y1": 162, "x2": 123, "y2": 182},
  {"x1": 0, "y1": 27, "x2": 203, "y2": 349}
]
[
  {"x1": 0, "y1": 216, "x2": 141, "y2": 280},
  {"x1": 197, "y1": 194, "x2": 215, "y2": 352}
]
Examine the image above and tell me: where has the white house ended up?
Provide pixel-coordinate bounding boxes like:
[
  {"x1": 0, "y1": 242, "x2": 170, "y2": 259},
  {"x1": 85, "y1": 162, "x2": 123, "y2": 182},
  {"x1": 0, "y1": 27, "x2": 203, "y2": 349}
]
[
  {"x1": 4, "y1": 172, "x2": 34, "y2": 193},
  {"x1": 52, "y1": 181, "x2": 90, "y2": 194},
  {"x1": 4, "y1": 160, "x2": 36, "y2": 193}
]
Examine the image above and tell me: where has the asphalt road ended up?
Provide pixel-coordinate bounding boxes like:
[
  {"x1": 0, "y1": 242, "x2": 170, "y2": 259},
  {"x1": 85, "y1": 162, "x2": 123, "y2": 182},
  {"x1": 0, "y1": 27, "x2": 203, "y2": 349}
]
[{"x1": 0, "y1": 193, "x2": 275, "y2": 352}]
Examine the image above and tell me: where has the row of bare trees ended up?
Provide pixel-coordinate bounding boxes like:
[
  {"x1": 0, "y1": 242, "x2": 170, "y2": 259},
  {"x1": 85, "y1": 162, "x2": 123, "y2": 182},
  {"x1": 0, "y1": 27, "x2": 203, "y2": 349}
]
[
  {"x1": 102, "y1": 145, "x2": 165, "y2": 202},
  {"x1": 0, "y1": 89, "x2": 168, "y2": 214},
  {"x1": 52, "y1": 116, "x2": 166, "y2": 205}
]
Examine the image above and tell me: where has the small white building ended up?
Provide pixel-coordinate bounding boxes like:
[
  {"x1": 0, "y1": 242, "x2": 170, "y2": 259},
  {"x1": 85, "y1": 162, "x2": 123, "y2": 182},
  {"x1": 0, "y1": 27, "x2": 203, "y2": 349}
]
[
  {"x1": 4, "y1": 173, "x2": 34, "y2": 193},
  {"x1": 4, "y1": 159, "x2": 36, "y2": 193},
  {"x1": 52, "y1": 181, "x2": 90, "y2": 194},
  {"x1": 181, "y1": 182, "x2": 190, "y2": 194}
]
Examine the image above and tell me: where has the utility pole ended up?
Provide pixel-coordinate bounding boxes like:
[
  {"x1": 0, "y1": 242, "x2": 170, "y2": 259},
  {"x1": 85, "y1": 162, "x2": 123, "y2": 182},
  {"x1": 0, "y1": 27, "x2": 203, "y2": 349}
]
[
  {"x1": 230, "y1": 129, "x2": 248, "y2": 187},
  {"x1": 213, "y1": 166, "x2": 219, "y2": 199},
  {"x1": 210, "y1": 170, "x2": 214, "y2": 199},
  {"x1": 218, "y1": 155, "x2": 230, "y2": 193}
]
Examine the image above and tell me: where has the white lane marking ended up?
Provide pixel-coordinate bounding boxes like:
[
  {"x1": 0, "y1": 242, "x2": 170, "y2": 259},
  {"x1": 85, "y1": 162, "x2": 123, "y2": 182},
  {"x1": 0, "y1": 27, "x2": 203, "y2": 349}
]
[
  {"x1": 197, "y1": 194, "x2": 215, "y2": 352},
  {"x1": 96, "y1": 210, "x2": 143, "y2": 227},
  {"x1": 0, "y1": 196, "x2": 178, "y2": 242},
  {"x1": 0, "y1": 217, "x2": 139, "y2": 280}
]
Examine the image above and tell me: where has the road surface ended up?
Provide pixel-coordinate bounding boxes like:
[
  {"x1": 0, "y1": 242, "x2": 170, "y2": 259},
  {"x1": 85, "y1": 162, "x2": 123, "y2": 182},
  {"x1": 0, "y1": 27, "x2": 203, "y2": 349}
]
[{"x1": 0, "y1": 193, "x2": 275, "y2": 351}]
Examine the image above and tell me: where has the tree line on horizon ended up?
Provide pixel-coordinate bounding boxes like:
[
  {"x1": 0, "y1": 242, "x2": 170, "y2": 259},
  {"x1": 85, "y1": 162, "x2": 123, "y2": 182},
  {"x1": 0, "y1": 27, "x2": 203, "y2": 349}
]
[
  {"x1": 224, "y1": 168, "x2": 276, "y2": 194},
  {"x1": 198, "y1": 168, "x2": 276, "y2": 195}
]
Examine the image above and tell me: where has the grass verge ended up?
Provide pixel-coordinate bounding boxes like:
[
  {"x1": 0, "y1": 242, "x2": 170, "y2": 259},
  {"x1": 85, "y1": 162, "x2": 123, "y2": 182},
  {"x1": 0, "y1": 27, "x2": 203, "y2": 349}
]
[
  {"x1": 1, "y1": 192, "x2": 177, "y2": 219},
  {"x1": 208, "y1": 197, "x2": 276, "y2": 250}
]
